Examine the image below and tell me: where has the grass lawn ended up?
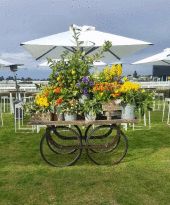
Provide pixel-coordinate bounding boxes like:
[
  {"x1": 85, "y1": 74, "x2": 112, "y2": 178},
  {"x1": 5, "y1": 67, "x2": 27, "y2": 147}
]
[{"x1": 0, "y1": 111, "x2": 170, "y2": 205}]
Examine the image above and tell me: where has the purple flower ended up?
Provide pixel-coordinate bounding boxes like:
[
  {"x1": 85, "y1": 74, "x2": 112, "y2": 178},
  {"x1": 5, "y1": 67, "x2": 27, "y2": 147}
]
[
  {"x1": 76, "y1": 82, "x2": 80, "y2": 87},
  {"x1": 82, "y1": 76, "x2": 89, "y2": 84},
  {"x1": 89, "y1": 81, "x2": 94, "y2": 86},
  {"x1": 83, "y1": 88, "x2": 88, "y2": 96}
]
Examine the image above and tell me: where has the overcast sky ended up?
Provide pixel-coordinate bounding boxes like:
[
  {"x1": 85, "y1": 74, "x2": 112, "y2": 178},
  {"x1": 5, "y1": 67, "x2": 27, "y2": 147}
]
[{"x1": 1, "y1": 0, "x2": 170, "y2": 78}]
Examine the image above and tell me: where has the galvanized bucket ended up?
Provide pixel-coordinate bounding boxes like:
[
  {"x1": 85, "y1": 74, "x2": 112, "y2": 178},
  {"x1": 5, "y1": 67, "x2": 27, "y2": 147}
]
[{"x1": 121, "y1": 104, "x2": 135, "y2": 120}]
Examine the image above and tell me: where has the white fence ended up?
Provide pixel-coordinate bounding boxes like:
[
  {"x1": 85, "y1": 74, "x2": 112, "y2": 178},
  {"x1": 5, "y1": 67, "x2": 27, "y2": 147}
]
[
  {"x1": 0, "y1": 81, "x2": 170, "y2": 93},
  {"x1": 0, "y1": 81, "x2": 48, "y2": 93},
  {"x1": 138, "y1": 81, "x2": 170, "y2": 89}
]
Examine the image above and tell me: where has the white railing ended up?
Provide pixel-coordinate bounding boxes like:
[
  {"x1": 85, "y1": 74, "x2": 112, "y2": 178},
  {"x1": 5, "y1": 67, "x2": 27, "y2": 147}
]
[
  {"x1": 0, "y1": 80, "x2": 48, "y2": 93},
  {"x1": 138, "y1": 81, "x2": 170, "y2": 89},
  {"x1": 1, "y1": 81, "x2": 170, "y2": 93}
]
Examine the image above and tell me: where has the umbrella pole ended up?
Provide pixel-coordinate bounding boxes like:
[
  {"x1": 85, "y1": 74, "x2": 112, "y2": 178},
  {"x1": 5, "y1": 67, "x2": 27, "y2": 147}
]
[{"x1": 13, "y1": 72, "x2": 19, "y2": 100}]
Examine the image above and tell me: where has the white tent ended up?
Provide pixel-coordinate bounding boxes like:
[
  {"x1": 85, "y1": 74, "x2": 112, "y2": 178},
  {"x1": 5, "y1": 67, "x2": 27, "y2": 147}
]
[
  {"x1": 132, "y1": 48, "x2": 170, "y2": 65},
  {"x1": 21, "y1": 24, "x2": 152, "y2": 62}
]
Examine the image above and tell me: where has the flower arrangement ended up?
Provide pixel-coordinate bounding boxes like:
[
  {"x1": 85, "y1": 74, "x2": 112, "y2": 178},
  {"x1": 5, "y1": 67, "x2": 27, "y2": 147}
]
[
  {"x1": 26, "y1": 27, "x2": 153, "y2": 121},
  {"x1": 118, "y1": 81, "x2": 153, "y2": 116},
  {"x1": 60, "y1": 99, "x2": 80, "y2": 114}
]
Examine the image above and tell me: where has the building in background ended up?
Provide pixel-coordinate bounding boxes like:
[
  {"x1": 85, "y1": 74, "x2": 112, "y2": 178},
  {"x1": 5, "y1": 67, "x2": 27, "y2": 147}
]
[{"x1": 153, "y1": 66, "x2": 170, "y2": 81}]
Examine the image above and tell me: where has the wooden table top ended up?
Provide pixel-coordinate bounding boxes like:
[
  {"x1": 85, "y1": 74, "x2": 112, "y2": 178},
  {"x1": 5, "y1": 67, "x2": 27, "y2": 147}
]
[{"x1": 29, "y1": 119, "x2": 138, "y2": 126}]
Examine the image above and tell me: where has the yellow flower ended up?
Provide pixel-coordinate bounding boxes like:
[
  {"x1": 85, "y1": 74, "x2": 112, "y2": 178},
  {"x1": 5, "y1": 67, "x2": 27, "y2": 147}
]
[
  {"x1": 35, "y1": 94, "x2": 49, "y2": 107},
  {"x1": 102, "y1": 64, "x2": 122, "y2": 81},
  {"x1": 115, "y1": 64, "x2": 122, "y2": 76},
  {"x1": 71, "y1": 70, "x2": 76, "y2": 75},
  {"x1": 120, "y1": 81, "x2": 140, "y2": 93}
]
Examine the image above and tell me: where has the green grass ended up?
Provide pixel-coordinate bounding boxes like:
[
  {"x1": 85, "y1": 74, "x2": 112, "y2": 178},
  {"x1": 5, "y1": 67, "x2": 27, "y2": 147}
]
[{"x1": 0, "y1": 111, "x2": 170, "y2": 205}]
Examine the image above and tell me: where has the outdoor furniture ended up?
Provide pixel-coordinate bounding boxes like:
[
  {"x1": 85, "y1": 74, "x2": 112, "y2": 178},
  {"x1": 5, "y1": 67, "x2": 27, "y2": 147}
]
[
  {"x1": 29, "y1": 119, "x2": 137, "y2": 167},
  {"x1": 0, "y1": 102, "x2": 3, "y2": 127},
  {"x1": 1, "y1": 96, "x2": 10, "y2": 112},
  {"x1": 153, "y1": 93, "x2": 164, "y2": 111},
  {"x1": 14, "y1": 101, "x2": 35, "y2": 133},
  {"x1": 162, "y1": 98, "x2": 170, "y2": 124},
  {"x1": 132, "y1": 110, "x2": 151, "y2": 130},
  {"x1": 121, "y1": 109, "x2": 151, "y2": 131},
  {"x1": 23, "y1": 96, "x2": 33, "y2": 103}
]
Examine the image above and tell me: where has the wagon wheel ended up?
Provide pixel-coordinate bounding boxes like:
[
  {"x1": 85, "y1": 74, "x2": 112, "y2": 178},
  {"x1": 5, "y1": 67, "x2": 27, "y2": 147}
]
[
  {"x1": 40, "y1": 126, "x2": 82, "y2": 167},
  {"x1": 86, "y1": 125, "x2": 128, "y2": 165}
]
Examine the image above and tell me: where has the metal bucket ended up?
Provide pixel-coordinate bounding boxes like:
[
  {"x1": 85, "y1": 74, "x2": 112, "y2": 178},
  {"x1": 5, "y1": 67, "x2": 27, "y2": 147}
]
[
  {"x1": 121, "y1": 104, "x2": 135, "y2": 120},
  {"x1": 64, "y1": 113, "x2": 77, "y2": 121}
]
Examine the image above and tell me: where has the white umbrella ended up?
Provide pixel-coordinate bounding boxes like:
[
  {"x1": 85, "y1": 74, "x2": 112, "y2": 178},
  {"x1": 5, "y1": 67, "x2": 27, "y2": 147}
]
[
  {"x1": 39, "y1": 59, "x2": 107, "y2": 67},
  {"x1": 39, "y1": 59, "x2": 67, "y2": 67},
  {"x1": 21, "y1": 24, "x2": 152, "y2": 62},
  {"x1": 0, "y1": 59, "x2": 12, "y2": 67},
  {"x1": 132, "y1": 48, "x2": 170, "y2": 65}
]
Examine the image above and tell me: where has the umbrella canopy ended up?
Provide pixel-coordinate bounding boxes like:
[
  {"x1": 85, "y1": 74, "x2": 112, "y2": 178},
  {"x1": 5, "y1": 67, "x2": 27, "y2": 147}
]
[
  {"x1": 21, "y1": 24, "x2": 152, "y2": 62},
  {"x1": 0, "y1": 59, "x2": 12, "y2": 67},
  {"x1": 39, "y1": 59, "x2": 107, "y2": 67},
  {"x1": 132, "y1": 48, "x2": 170, "y2": 65},
  {"x1": 0, "y1": 59, "x2": 23, "y2": 71}
]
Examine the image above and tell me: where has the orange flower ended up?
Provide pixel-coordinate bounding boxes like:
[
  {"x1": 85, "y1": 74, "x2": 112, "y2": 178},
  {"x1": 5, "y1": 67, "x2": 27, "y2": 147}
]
[
  {"x1": 44, "y1": 91, "x2": 49, "y2": 97},
  {"x1": 111, "y1": 93, "x2": 120, "y2": 97},
  {"x1": 54, "y1": 87, "x2": 61, "y2": 94},
  {"x1": 56, "y1": 98, "x2": 63, "y2": 105}
]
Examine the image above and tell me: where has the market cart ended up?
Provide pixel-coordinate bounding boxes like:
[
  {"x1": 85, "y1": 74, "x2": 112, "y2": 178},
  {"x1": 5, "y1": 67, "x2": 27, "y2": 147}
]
[{"x1": 30, "y1": 119, "x2": 137, "y2": 167}]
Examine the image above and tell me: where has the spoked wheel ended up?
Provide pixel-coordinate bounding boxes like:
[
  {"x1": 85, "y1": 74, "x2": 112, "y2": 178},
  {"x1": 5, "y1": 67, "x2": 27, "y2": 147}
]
[
  {"x1": 40, "y1": 126, "x2": 82, "y2": 167},
  {"x1": 86, "y1": 125, "x2": 128, "y2": 165}
]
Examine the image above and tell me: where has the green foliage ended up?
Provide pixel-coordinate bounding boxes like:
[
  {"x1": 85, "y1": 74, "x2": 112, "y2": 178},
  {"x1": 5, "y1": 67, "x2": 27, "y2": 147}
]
[
  {"x1": 81, "y1": 98, "x2": 102, "y2": 114},
  {"x1": 45, "y1": 28, "x2": 112, "y2": 114},
  {"x1": 59, "y1": 99, "x2": 81, "y2": 114},
  {"x1": 121, "y1": 89, "x2": 154, "y2": 115}
]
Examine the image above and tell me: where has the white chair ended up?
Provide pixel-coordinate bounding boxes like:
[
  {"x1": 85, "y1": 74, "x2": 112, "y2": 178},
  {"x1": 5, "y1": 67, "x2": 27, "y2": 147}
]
[
  {"x1": 153, "y1": 93, "x2": 164, "y2": 111},
  {"x1": 122, "y1": 109, "x2": 151, "y2": 131},
  {"x1": 9, "y1": 93, "x2": 15, "y2": 114},
  {"x1": 23, "y1": 96, "x2": 33, "y2": 103},
  {"x1": 1, "y1": 96, "x2": 10, "y2": 113},
  {"x1": 132, "y1": 110, "x2": 151, "y2": 130},
  {"x1": 0, "y1": 102, "x2": 3, "y2": 127},
  {"x1": 162, "y1": 98, "x2": 170, "y2": 125},
  {"x1": 14, "y1": 101, "x2": 36, "y2": 133}
]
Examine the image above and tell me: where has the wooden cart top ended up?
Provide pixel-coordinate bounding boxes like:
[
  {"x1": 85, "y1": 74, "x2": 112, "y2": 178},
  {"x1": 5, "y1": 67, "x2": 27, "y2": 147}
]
[{"x1": 29, "y1": 119, "x2": 137, "y2": 126}]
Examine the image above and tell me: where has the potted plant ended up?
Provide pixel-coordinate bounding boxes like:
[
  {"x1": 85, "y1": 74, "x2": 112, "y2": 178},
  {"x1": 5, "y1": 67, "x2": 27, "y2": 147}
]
[
  {"x1": 82, "y1": 99, "x2": 102, "y2": 121},
  {"x1": 119, "y1": 81, "x2": 153, "y2": 119},
  {"x1": 60, "y1": 99, "x2": 80, "y2": 121}
]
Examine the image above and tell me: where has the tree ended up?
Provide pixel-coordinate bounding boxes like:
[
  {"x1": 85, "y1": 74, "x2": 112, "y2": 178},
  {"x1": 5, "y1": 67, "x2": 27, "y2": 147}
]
[
  {"x1": 133, "y1": 70, "x2": 138, "y2": 78},
  {"x1": 0, "y1": 76, "x2": 4, "y2": 81}
]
